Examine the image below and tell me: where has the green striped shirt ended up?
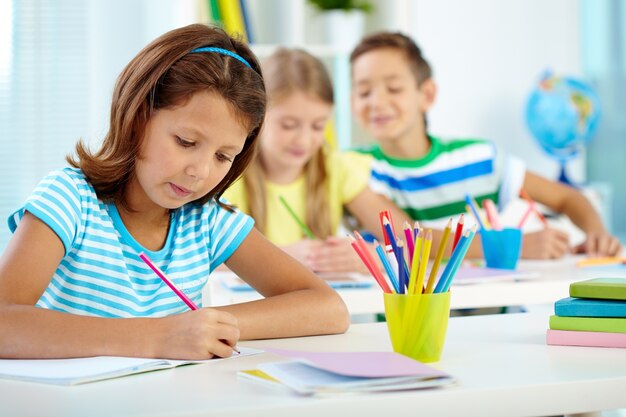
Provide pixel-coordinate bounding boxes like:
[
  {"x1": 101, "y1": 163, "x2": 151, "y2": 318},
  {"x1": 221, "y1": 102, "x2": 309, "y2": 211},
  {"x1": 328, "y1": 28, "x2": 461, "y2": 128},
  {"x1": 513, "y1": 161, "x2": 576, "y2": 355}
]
[{"x1": 352, "y1": 135, "x2": 525, "y2": 223}]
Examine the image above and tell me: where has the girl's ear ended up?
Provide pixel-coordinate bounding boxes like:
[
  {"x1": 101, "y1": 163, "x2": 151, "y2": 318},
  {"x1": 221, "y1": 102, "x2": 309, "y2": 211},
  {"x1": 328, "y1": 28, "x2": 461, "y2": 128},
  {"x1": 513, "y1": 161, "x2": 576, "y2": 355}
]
[{"x1": 419, "y1": 78, "x2": 437, "y2": 112}]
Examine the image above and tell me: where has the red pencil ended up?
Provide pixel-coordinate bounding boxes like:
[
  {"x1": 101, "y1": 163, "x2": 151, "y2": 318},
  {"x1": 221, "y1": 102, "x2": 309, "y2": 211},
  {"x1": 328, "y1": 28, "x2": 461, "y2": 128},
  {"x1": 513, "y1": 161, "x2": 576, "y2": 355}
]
[
  {"x1": 350, "y1": 233, "x2": 392, "y2": 293},
  {"x1": 379, "y1": 211, "x2": 391, "y2": 246},
  {"x1": 452, "y1": 213, "x2": 464, "y2": 251}
]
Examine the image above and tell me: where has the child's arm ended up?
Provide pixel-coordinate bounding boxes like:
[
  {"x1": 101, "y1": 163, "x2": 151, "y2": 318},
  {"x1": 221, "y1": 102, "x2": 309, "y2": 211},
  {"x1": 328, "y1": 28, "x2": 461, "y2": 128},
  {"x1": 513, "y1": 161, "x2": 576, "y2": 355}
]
[
  {"x1": 523, "y1": 172, "x2": 622, "y2": 256},
  {"x1": 344, "y1": 187, "x2": 413, "y2": 243},
  {"x1": 0, "y1": 213, "x2": 239, "y2": 360},
  {"x1": 219, "y1": 228, "x2": 350, "y2": 340}
]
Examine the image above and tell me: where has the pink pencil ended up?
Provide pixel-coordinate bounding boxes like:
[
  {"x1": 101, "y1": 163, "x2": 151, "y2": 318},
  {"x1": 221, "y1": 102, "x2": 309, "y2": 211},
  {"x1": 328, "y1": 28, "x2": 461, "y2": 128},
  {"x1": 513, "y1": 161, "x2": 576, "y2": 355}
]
[
  {"x1": 138, "y1": 252, "x2": 240, "y2": 355},
  {"x1": 482, "y1": 199, "x2": 502, "y2": 230},
  {"x1": 139, "y1": 252, "x2": 198, "y2": 310},
  {"x1": 516, "y1": 205, "x2": 534, "y2": 229},
  {"x1": 403, "y1": 221, "x2": 415, "y2": 266}
]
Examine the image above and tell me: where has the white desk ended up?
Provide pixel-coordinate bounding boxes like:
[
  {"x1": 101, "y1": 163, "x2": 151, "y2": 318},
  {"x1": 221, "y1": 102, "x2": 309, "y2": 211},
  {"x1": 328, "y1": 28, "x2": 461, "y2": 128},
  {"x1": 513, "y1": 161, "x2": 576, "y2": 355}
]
[
  {"x1": 206, "y1": 257, "x2": 626, "y2": 314},
  {"x1": 2, "y1": 312, "x2": 625, "y2": 417}
]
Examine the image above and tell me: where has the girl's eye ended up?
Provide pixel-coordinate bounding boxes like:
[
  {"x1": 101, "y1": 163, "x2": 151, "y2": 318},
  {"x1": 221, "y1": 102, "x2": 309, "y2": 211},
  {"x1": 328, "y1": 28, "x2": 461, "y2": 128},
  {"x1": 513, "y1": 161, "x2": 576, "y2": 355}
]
[
  {"x1": 176, "y1": 136, "x2": 194, "y2": 147},
  {"x1": 358, "y1": 90, "x2": 370, "y2": 98},
  {"x1": 388, "y1": 87, "x2": 403, "y2": 94},
  {"x1": 216, "y1": 153, "x2": 233, "y2": 163},
  {"x1": 281, "y1": 122, "x2": 298, "y2": 130}
]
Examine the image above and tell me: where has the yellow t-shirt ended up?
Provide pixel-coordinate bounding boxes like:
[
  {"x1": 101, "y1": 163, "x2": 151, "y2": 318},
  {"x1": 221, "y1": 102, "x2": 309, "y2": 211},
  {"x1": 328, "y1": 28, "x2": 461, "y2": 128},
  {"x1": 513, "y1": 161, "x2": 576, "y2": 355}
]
[{"x1": 223, "y1": 151, "x2": 372, "y2": 246}]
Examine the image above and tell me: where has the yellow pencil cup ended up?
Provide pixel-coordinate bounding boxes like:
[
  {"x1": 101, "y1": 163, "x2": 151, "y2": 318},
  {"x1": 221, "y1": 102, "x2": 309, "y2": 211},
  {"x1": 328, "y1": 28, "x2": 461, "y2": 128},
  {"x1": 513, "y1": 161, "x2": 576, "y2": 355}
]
[{"x1": 383, "y1": 292, "x2": 451, "y2": 363}]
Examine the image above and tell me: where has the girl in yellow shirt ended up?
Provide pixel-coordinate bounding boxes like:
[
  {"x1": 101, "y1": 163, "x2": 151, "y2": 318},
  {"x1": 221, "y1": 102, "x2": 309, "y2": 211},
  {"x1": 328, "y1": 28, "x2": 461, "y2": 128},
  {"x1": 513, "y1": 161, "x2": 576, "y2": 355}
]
[{"x1": 225, "y1": 48, "x2": 409, "y2": 273}]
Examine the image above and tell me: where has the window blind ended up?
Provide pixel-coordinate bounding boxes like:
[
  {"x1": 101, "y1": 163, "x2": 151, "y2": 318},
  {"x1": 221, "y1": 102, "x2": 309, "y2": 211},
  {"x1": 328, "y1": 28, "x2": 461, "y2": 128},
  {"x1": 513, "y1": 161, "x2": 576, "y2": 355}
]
[{"x1": 0, "y1": 0, "x2": 89, "y2": 250}]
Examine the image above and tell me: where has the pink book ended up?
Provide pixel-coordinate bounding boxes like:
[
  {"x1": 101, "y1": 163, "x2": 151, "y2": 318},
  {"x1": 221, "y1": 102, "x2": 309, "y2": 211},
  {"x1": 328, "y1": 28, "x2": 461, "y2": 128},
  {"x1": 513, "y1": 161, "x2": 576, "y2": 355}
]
[{"x1": 546, "y1": 329, "x2": 626, "y2": 348}]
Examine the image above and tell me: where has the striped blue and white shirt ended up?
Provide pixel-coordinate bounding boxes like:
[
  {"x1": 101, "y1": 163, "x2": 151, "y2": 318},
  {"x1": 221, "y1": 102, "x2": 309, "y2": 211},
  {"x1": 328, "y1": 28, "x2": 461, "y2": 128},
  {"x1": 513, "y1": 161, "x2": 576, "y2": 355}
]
[
  {"x1": 353, "y1": 136, "x2": 525, "y2": 222},
  {"x1": 8, "y1": 168, "x2": 254, "y2": 317}
]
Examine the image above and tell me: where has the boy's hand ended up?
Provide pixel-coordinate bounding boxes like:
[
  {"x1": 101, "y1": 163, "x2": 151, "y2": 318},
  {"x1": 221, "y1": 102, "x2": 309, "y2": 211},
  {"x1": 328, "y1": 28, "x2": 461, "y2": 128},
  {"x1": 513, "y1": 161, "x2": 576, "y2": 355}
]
[
  {"x1": 573, "y1": 232, "x2": 623, "y2": 257},
  {"x1": 521, "y1": 228, "x2": 570, "y2": 259},
  {"x1": 157, "y1": 309, "x2": 239, "y2": 360}
]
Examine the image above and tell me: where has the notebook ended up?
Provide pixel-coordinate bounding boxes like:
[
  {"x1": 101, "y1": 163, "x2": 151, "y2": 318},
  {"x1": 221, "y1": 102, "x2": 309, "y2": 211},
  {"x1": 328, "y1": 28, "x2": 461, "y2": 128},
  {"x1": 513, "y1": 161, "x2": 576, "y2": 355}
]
[
  {"x1": 546, "y1": 329, "x2": 626, "y2": 348},
  {"x1": 0, "y1": 347, "x2": 262, "y2": 385},
  {"x1": 549, "y1": 315, "x2": 626, "y2": 334},
  {"x1": 554, "y1": 297, "x2": 626, "y2": 318},
  {"x1": 221, "y1": 273, "x2": 373, "y2": 291},
  {"x1": 238, "y1": 348, "x2": 455, "y2": 395},
  {"x1": 569, "y1": 278, "x2": 626, "y2": 301}
]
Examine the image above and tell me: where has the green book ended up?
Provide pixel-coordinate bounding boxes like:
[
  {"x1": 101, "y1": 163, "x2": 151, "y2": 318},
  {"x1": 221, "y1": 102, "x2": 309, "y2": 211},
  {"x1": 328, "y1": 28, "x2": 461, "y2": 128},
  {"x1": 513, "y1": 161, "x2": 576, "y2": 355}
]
[
  {"x1": 549, "y1": 315, "x2": 626, "y2": 334},
  {"x1": 569, "y1": 278, "x2": 626, "y2": 301}
]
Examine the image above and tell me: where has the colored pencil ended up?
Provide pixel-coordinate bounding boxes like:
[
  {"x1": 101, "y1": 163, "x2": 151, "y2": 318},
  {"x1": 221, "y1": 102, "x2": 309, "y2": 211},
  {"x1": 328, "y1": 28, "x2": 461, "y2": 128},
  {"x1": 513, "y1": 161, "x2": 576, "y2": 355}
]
[
  {"x1": 139, "y1": 252, "x2": 198, "y2": 310},
  {"x1": 426, "y1": 219, "x2": 451, "y2": 293},
  {"x1": 441, "y1": 227, "x2": 477, "y2": 292},
  {"x1": 413, "y1": 220, "x2": 420, "y2": 241},
  {"x1": 464, "y1": 194, "x2": 487, "y2": 230},
  {"x1": 351, "y1": 233, "x2": 392, "y2": 293},
  {"x1": 520, "y1": 189, "x2": 548, "y2": 226},
  {"x1": 576, "y1": 256, "x2": 626, "y2": 268},
  {"x1": 516, "y1": 205, "x2": 534, "y2": 229},
  {"x1": 278, "y1": 195, "x2": 314, "y2": 239},
  {"x1": 452, "y1": 214, "x2": 464, "y2": 251},
  {"x1": 379, "y1": 211, "x2": 391, "y2": 246},
  {"x1": 374, "y1": 240, "x2": 400, "y2": 293},
  {"x1": 139, "y1": 253, "x2": 242, "y2": 355},
  {"x1": 407, "y1": 229, "x2": 423, "y2": 295},
  {"x1": 482, "y1": 199, "x2": 502, "y2": 230},
  {"x1": 404, "y1": 221, "x2": 415, "y2": 266},
  {"x1": 415, "y1": 229, "x2": 432, "y2": 294}
]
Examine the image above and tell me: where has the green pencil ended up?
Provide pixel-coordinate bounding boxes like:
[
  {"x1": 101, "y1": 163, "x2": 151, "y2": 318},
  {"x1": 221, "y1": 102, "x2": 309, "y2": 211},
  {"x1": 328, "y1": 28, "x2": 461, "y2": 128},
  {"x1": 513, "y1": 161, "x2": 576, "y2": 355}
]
[{"x1": 278, "y1": 195, "x2": 314, "y2": 239}]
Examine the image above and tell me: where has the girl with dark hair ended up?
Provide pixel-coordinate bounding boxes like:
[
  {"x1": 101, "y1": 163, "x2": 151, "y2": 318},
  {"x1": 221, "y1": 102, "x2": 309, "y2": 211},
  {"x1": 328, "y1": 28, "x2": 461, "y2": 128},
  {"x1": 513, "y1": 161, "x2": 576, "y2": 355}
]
[{"x1": 0, "y1": 25, "x2": 348, "y2": 360}]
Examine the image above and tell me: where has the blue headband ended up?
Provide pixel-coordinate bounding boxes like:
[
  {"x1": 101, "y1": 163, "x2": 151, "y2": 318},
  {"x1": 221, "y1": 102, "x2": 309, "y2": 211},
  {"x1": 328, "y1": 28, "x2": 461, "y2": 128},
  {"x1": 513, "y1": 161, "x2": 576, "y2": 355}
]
[{"x1": 190, "y1": 46, "x2": 252, "y2": 69}]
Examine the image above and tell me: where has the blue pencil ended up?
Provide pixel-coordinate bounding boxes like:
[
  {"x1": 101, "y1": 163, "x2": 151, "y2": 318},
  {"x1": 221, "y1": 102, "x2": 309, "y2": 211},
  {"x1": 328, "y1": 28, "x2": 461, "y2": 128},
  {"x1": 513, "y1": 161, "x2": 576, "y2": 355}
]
[
  {"x1": 464, "y1": 193, "x2": 486, "y2": 230},
  {"x1": 434, "y1": 233, "x2": 468, "y2": 293},
  {"x1": 375, "y1": 241, "x2": 400, "y2": 293},
  {"x1": 441, "y1": 229, "x2": 476, "y2": 292}
]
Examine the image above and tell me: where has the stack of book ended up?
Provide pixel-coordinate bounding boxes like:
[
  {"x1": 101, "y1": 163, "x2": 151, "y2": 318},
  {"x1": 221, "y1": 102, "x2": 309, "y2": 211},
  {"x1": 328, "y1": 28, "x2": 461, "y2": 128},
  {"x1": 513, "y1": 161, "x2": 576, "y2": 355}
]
[{"x1": 547, "y1": 278, "x2": 626, "y2": 348}]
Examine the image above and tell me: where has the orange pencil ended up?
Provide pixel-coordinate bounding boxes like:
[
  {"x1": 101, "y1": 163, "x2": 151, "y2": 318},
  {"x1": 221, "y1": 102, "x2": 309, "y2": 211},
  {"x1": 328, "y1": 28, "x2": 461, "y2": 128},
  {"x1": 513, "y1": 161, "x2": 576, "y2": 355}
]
[
  {"x1": 576, "y1": 256, "x2": 626, "y2": 268},
  {"x1": 425, "y1": 219, "x2": 452, "y2": 293},
  {"x1": 350, "y1": 232, "x2": 392, "y2": 293},
  {"x1": 520, "y1": 189, "x2": 548, "y2": 227}
]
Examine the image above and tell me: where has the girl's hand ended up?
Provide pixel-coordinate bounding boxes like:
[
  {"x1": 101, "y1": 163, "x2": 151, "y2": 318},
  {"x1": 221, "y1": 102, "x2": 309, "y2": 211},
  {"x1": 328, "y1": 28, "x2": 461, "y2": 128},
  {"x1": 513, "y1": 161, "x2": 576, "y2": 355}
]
[
  {"x1": 156, "y1": 308, "x2": 240, "y2": 360},
  {"x1": 573, "y1": 231, "x2": 623, "y2": 257},
  {"x1": 306, "y1": 236, "x2": 368, "y2": 273},
  {"x1": 521, "y1": 228, "x2": 571, "y2": 259},
  {"x1": 282, "y1": 239, "x2": 324, "y2": 266}
]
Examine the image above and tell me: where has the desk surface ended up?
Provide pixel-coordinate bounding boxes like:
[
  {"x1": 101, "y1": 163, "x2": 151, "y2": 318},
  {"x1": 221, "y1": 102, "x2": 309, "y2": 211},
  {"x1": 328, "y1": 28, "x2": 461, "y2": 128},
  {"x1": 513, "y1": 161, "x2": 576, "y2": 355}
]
[
  {"x1": 207, "y1": 256, "x2": 626, "y2": 313},
  {"x1": 2, "y1": 311, "x2": 625, "y2": 417}
]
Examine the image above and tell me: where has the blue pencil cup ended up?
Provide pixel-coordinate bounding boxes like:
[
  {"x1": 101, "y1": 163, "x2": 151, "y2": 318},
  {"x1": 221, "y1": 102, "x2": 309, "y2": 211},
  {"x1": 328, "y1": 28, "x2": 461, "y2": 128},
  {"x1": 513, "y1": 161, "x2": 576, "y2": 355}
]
[{"x1": 480, "y1": 228, "x2": 522, "y2": 270}]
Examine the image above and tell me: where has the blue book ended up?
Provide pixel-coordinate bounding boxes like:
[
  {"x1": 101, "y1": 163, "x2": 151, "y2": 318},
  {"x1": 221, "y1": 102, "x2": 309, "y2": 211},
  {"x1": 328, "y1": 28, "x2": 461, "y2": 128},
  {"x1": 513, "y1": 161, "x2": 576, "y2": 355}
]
[{"x1": 554, "y1": 297, "x2": 626, "y2": 318}]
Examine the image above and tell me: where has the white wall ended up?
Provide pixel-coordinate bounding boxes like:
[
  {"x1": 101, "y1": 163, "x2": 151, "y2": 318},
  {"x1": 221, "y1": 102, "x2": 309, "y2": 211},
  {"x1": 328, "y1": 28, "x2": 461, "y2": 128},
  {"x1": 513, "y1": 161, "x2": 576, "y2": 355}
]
[{"x1": 408, "y1": 0, "x2": 584, "y2": 181}]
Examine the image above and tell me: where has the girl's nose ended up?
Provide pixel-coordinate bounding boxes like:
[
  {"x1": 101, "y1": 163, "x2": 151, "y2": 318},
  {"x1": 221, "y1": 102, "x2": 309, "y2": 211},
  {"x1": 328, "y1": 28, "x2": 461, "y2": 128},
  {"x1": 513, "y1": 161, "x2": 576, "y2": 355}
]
[{"x1": 186, "y1": 156, "x2": 211, "y2": 180}]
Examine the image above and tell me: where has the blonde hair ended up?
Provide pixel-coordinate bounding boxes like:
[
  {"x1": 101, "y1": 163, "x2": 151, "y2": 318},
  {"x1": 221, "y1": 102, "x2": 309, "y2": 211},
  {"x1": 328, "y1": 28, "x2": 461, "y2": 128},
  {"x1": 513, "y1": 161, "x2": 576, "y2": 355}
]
[{"x1": 243, "y1": 48, "x2": 334, "y2": 238}]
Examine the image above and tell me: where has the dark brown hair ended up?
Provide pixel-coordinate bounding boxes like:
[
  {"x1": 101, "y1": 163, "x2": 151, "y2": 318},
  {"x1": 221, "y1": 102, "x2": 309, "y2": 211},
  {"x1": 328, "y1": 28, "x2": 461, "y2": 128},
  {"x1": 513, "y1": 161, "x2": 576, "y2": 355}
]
[
  {"x1": 350, "y1": 31, "x2": 432, "y2": 86},
  {"x1": 67, "y1": 24, "x2": 266, "y2": 208},
  {"x1": 242, "y1": 48, "x2": 334, "y2": 238}
]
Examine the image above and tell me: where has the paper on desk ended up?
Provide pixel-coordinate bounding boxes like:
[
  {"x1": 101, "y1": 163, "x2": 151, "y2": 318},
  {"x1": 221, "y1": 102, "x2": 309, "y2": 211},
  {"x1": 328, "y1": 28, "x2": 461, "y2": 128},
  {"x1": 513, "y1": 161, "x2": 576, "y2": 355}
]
[
  {"x1": 263, "y1": 348, "x2": 449, "y2": 378},
  {"x1": 256, "y1": 360, "x2": 454, "y2": 395},
  {"x1": 452, "y1": 266, "x2": 540, "y2": 285},
  {"x1": 0, "y1": 347, "x2": 263, "y2": 385}
]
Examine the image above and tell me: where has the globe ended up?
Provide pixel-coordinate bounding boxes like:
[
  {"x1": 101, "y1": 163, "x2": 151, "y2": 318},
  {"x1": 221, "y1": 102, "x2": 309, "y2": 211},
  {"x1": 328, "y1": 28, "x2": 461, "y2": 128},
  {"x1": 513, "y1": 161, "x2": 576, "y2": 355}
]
[{"x1": 525, "y1": 71, "x2": 601, "y2": 185}]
